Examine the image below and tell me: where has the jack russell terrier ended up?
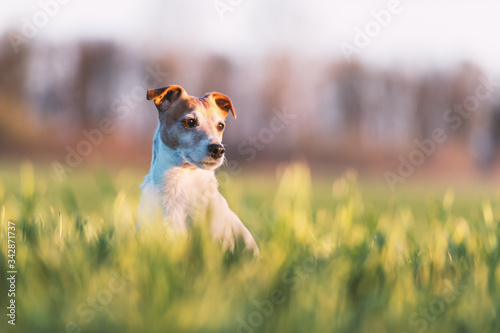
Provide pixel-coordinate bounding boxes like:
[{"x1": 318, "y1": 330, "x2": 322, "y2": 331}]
[{"x1": 137, "y1": 85, "x2": 259, "y2": 256}]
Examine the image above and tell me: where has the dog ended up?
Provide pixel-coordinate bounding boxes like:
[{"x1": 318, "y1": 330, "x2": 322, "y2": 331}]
[{"x1": 137, "y1": 85, "x2": 259, "y2": 256}]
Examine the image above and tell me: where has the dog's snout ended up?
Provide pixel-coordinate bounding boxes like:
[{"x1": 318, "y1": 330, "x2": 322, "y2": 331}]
[{"x1": 208, "y1": 144, "x2": 225, "y2": 159}]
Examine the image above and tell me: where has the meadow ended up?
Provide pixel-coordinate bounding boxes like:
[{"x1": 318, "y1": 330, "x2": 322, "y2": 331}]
[{"x1": 1, "y1": 161, "x2": 499, "y2": 333}]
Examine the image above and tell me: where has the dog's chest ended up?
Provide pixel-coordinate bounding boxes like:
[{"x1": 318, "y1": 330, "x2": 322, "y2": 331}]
[{"x1": 161, "y1": 168, "x2": 217, "y2": 214}]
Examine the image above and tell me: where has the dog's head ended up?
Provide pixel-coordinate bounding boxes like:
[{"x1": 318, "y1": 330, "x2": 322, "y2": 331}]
[{"x1": 147, "y1": 85, "x2": 236, "y2": 170}]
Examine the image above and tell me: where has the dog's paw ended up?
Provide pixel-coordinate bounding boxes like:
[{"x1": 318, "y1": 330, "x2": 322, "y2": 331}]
[
  {"x1": 243, "y1": 240, "x2": 260, "y2": 258},
  {"x1": 221, "y1": 236, "x2": 235, "y2": 253}
]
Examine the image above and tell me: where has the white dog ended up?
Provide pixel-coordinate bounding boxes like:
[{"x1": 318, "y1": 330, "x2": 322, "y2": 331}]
[{"x1": 137, "y1": 85, "x2": 259, "y2": 256}]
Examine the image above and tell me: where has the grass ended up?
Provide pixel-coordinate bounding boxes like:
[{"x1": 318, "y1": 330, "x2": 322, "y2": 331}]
[{"x1": 1, "y1": 160, "x2": 500, "y2": 333}]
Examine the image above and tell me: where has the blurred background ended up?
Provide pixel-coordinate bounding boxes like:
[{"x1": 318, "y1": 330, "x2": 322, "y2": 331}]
[{"x1": 2, "y1": 0, "x2": 500, "y2": 187}]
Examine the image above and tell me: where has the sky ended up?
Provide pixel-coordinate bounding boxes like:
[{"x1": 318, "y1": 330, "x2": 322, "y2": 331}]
[{"x1": 2, "y1": 0, "x2": 500, "y2": 72}]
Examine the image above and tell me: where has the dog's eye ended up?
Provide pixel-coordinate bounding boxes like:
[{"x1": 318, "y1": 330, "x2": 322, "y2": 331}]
[
  {"x1": 217, "y1": 122, "x2": 225, "y2": 131},
  {"x1": 182, "y1": 118, "x2": 198, "y2": 128}
]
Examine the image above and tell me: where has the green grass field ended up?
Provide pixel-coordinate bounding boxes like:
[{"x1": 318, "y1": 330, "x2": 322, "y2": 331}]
[{"x1": 1, "y1": 161, "x2": 500, "y2": 333}]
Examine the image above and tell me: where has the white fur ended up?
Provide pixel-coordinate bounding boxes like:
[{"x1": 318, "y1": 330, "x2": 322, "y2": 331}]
[{"x1": 137, "y1": 125, "x2": 259, "y2": 255}]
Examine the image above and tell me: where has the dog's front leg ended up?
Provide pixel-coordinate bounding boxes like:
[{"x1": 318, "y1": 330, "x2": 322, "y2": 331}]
[
  {"x1": 209, "y1": 191, "x2": 259, "y2": 257},
  {"x1": 162, "y1": 196, "x2": 189, "y2": 233},
  {"x1": 138, "y1": 184, "x2": 188, "y2": 232}
]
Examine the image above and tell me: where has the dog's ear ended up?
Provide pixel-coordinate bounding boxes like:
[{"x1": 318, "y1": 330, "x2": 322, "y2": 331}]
[
  {"x1": 204, "y1": 92, "x2": 236, "y2": 118},
  {"x1": 147, "y1": 85, "x2": 186, "y2": 110}
]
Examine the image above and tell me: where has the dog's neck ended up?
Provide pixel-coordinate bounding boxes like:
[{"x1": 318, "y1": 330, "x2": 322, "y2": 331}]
[{"x1": 147, "y1": 126, "x2": 178, "y2": 188}]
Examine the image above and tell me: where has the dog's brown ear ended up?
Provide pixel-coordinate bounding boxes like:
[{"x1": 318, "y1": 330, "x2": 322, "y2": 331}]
[
  {"x1": 204, "y1": 92, "x2": 236, "y2": 118},
  {"x1": 147, "y1": 85, "x2": 185, "y2": 109}
]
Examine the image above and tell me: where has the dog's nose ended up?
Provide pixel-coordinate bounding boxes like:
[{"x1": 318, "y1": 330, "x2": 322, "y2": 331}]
[{"x1": 208, "y1": 144, "x2": 225, "y2": 159}]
